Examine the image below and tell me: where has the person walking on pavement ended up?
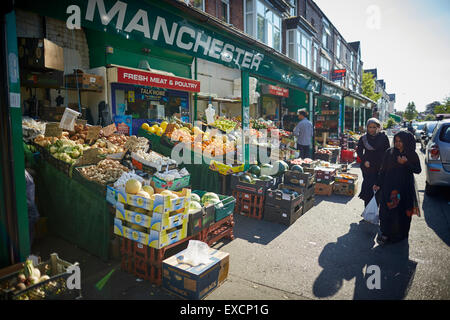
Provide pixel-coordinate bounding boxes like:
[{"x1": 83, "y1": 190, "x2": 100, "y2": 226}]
[
  {"x1": 407, "y1": 121, "x2": 416, "y2": 135},
  {"x1": 293, "y1": 109, "x2": 313, "y2": 159},
  {"x1": 356, "y1": 118, "x2": 390, "y2": 207},
  {"x1": 373, "y1": 131, "x2": 421, "y2": 246}
]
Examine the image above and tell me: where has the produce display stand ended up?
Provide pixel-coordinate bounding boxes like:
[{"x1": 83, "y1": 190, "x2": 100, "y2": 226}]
[
  {"x1": 138, "y1": 128, "x2": 221, "y2": 194},
  {"x1": 33, "y1": 158, "x2": 113, "y2": 261}
]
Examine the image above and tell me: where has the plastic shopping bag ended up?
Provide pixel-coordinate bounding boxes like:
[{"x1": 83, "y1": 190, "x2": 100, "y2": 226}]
[
  {"x1": 176, "y1": 240, "x2": 211, "y2": 267},
  {"x1": 362, "y1": 192, "x2": 379, "y2": 225}
]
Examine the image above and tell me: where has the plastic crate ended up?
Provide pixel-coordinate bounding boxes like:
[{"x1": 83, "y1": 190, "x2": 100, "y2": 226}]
[
  {"x1": 0, "y1": 254, "x2": 81, "y2": 300},
  {"x1": 193, "y1": 190, "x2": 236, "y2": 222}
]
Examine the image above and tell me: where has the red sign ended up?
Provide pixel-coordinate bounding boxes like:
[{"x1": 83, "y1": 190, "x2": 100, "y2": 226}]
[
  {"x1": 268, "y1": 85, "x2": 289, "y2": 97},
  {"x1": 332, "y1": 69, "x2": 346, "y2": 81},
  {"x1": 116, "y1": 67, "x2": 200, "y2": 93}
]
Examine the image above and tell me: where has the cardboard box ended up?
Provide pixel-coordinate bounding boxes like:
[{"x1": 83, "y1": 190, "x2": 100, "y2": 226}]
[
  {"x1": 114, "y1": 218, "x2": 187, "y2": 249},
  {"x1": 334, "y1": 173, "x2": 359, "y2": 184},
  {"x1": 314, "y1": 182, "x2": 334, "y2": 196},
  {"x1": 18, "y1": 37, "x2": 64, "y2": 71},
  {"x1": 303, "y1": 196, "x2": 315, "y2": 214},
  {"x1": 284, "y1": 171, "x2": 315, "y2": 188},
  {"x1": 265, "y1": 185, "x2": 304, "y2": 212},
  {"x1": 263, "y1": 203, "x2": 303, "y2": 226},
  {"x1": 230, "y1": 173, "x2": 277, "y2": 195},
  {"x1": 115, "y1": 202, "x2": 188, "y2": 231},
  {"x1": 279, "y1": 183, "x2": 315, "y2": 200},
  {"x1": 162, "y1": 248, "x2": 229, "y2": 300},
  {"x1": 65, "y1": 72, "x2": 104, "y2": 91},
  {"x1": 209, "y1": 160, "x2": 245, "y2": 176},
  {"x1": 333, "y1": 181, "x2": 359, "y2": 196},
  {"x1": 116, "y1": 188, "x2": 191, "y2": 213}
]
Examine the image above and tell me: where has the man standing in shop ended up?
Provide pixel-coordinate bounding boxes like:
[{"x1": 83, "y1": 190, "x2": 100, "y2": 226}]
[{"x1": 293, "y1": 109, "x2": 313, "y2": 159}]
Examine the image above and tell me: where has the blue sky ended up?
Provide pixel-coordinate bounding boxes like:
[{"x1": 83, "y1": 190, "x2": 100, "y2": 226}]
[{"x1": 314, "y1": 0, "x2": 450, "y2": 111}]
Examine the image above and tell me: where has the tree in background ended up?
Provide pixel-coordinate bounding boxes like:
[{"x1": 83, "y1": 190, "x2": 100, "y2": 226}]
[
  {"x1": 383, "y1": 118, "x2": 396, "y2": 129},
  {"x1": 404, "y1": 101, "x2": 418, "y2": 121},
  {"x1": 433, "y1": 96, "x2": 450, "y2": 114},
  {"x1": 362, "y1": 72, "x2": 382, "y2": 102}
]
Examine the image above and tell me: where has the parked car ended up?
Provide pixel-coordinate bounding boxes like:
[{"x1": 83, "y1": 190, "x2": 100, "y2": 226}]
[
  {"x1": 420, "y1": 121, "x2": 438, "y2": 152},
  {"x1": 425, "y1": 118, "x2": 450, "y2": 196},
  {"x1": 413, "y1": 122, "x2": 428, "y2": 142}
]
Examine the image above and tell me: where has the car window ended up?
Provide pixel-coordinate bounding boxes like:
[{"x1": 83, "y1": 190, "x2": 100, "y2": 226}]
[
  {"x1": 439, "y1": 125, "x2": 450, "y2": 143},
  {"x1": 428, "y1": 122, "x2": 438, "y2": 133},
  {"x1": 416, "y1": 123, "x2": 426, "y2": 130}
]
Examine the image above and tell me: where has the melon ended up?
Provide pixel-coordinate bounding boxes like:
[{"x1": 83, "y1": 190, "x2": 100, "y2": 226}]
[
  {"x1": 142, "y1": 185, "x2": 154, "y2": 196},
  {"x1": 273, "y1": 160, "x2": 289, "y2": 176},
  {"x1": 169, "y1": 193, "x2": 179, "y2": 200},
  {"x1": 191, "y1": 193, "x2": 201, "y2": 202},
  {"x1": 189, "y1": 201, "x2": 202, "y2": 213},
  {"x1": 201, "y1": 192, "x2": 220, "y2": 205},
  {"x1": 239, "y1": 174, "x2": 253, "y2": 183},
  {"x1": 160, "y1": 190, "x2": 173, "y2": 197},
  {"x1": 125, "y1": 179, "x2": 142, "y2": 194},
  {"x1": 136, "y1": 191, "x2": 150, "y2": 199}
]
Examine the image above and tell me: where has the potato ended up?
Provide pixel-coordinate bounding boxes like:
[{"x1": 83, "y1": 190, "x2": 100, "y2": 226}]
[{"x1": 15, "y1": 283, "x2": 26, "y2": 292}]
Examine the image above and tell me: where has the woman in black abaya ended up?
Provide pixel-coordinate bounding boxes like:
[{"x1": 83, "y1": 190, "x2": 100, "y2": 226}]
[
  {"x1": 373, "y1": 131, "x2": 421, "y2": 245},
  {"x1": 356, "y1": 118, "x2": 390, "y2": 207}
]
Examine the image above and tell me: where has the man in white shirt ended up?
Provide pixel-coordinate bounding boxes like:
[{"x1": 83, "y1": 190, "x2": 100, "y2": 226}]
[{"x1": 293, "y1": 109, "x2": 313, "y2": 159}]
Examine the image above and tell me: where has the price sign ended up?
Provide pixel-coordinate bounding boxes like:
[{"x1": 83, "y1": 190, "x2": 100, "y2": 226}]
[
  {"x1": 102, "y1": 123, "x2": 117, "y2": 137},
  {"x1": 86, "y1": 126, "x2": 102, "y2": 140},
  {"x1": 44, "y1": 122, "x2": 62, "y2": 137}
]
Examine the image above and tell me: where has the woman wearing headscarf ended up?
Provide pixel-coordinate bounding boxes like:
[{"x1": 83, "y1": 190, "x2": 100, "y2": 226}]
[
  {"x1": 373, "y1": 131, "x2": 421, "y2": 245},
  {"x1": 356, "y1": 118, "x2": 390, "y2": 207}
]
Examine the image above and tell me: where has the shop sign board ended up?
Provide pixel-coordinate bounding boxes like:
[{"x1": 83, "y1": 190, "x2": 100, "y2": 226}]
[
  {"x1": 116, "y1": 67, "x2": 200, "y2": 93},
  {"x1": 44, "y1": 122, "x2": 63, "y2": 137},
  {"x1": 18, "y1": 0, "x2": 324, "y2": 94},
  {"x1": 331, "y1": 69, "x2": 346, "y2": 81},
  {"x1": 262, "y1": 84, "x2": 289, "y2": 97}
]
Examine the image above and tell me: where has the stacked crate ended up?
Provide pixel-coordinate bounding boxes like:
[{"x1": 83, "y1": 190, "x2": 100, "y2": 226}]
[
  {"x1": 283, "y1": 169, "x2": 316, "y2": 215},
  {"x1": 314, "y1": 167, "x2": 337, "y2": 196},
  {"x1": 333, "y1": 173, "x2": 359, "y2": 196},
  {"x1": 264, "y1": 185, "x2": 304, "y2": 226}
]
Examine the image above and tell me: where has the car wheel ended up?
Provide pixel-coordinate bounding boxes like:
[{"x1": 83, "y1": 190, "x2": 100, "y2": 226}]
[{"x1": 425, "y1": 182, "x2": 439, "y2": 196}]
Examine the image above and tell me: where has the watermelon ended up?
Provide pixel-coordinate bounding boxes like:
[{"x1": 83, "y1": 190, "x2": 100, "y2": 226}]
[
  {"x1": 240, "y1": 174, "x2": 253, "y2": 183},
  {"x1": 260, "y1": 163, "x2": 276, "y2": 176},
  {"x1": 291, "y1": 165, "x2": 304, "y2": 173},
  {"x1": 248, "y1": 164, "x2": 261, "y2": 176},
  {"x1": 273, "y1": 160, "x2": 289, "y2": 176},
  {"x1": 259, "y1": 175, "x2": 273, "y2": 181}
]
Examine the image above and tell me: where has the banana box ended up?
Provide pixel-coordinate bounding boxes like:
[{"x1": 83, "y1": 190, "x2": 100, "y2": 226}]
[
  {"x1": 114, "y1": 218, "x2": 188, "y2": 249},
  {"x1": 116, "y1": 188, "x2": 191, "y2": 213},
  {"x1": 115, "y1": 202, "x2": 188, "y2": 231},
  {"x1": 106, "y1": 185, "x2": 117, "y2": 206}
]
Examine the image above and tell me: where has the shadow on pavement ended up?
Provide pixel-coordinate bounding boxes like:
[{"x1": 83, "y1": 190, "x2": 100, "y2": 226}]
[
  {"x1": 313, "y1": 220, "x2": 417, "y2": 300},
  {"x1": 232, "y1": 213, "x2": 287, "y2": 245},
  {"x1": 314, "y1": 194, "x2": 354, "y2": 206},
  {"x1": 422, "y1": 189, "x2": 450, "y2": 246}
]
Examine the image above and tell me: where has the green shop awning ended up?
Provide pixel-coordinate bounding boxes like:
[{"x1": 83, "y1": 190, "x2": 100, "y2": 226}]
[{"x1": 389, "y1": 113, "x2": 402, "y2": 122}]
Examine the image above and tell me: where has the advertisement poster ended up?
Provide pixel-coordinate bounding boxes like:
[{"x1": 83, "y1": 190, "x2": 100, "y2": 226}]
[{"x1": 114, "y1": 115, "x2": 132, "y2": 136}]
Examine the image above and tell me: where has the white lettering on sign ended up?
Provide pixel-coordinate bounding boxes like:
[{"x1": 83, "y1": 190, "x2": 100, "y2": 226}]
[{"x1": 80, "y1": 0, "x2": 265, "y2": 72}]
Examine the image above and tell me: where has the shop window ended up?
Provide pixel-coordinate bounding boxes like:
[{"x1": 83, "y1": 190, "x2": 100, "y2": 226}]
[{"x1": 245, "y1": 0, "x2": 282, "y2": 52}]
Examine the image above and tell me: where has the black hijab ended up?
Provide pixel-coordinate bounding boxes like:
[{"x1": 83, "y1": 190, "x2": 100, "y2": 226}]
[{"x1": 392, "y1": 131, "x2": 416, "y2": 157}]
